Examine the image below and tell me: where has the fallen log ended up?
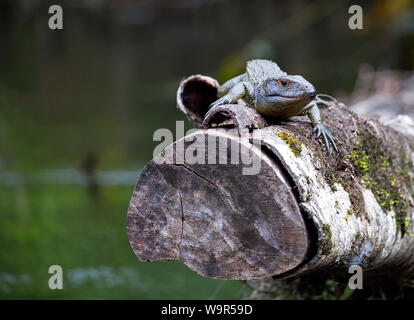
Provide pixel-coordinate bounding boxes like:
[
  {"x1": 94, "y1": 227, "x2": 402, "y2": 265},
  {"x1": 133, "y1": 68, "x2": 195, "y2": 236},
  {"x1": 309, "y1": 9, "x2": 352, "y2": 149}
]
[{"x1": 127, "y1": 74, "x2": 414, "y2": 283}]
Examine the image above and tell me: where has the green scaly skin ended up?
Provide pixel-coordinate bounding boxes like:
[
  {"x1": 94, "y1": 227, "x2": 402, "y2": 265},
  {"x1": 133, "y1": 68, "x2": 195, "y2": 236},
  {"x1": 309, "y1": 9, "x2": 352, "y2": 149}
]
[{"x1": 206, "y1": 59, "x2": 338, "y2": 152}]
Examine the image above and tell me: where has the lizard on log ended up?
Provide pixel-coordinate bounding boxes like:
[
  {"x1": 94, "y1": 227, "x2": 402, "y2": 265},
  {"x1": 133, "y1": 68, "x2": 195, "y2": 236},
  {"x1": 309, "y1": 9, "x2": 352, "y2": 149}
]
[{"x1": 127, "y1": 71, "x2": 414, "y2": 285}]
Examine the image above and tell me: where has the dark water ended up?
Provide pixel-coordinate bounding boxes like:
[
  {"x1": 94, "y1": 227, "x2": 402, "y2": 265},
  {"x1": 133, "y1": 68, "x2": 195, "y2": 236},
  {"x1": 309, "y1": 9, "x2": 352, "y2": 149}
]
[{"x1": 0, "y1": 0, "x2": 412, "y2": 299}]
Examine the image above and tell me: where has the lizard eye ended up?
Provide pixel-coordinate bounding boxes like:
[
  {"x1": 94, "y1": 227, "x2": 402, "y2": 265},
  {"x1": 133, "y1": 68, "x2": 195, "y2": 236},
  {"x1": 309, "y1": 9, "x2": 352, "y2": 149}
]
[{"x1": 278, "y1": 80, "x2": 289, "y2": 87}]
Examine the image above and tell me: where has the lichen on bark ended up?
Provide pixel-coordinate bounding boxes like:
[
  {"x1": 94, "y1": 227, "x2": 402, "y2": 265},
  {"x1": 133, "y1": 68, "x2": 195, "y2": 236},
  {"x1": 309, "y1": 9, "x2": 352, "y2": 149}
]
[
  {"x1": 348, "y1": 126, "x2": 414, "y2": 235},
  {"x1": 276, "y1": 131, "x2": 302, "y2": 157}
]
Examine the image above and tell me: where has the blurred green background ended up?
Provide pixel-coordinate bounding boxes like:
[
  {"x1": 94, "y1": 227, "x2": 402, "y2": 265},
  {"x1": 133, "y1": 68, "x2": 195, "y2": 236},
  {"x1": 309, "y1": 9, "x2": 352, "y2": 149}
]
[{"x1": 0, "y1": 0, "x2": 413, "y2": 299}]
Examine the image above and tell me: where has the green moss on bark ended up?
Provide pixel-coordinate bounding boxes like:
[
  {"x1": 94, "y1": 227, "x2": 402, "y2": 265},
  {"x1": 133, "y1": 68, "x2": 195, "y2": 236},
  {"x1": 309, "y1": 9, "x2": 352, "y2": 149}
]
[{"x1": 320, "y1": 224, "x2": 334, "y2": 255}]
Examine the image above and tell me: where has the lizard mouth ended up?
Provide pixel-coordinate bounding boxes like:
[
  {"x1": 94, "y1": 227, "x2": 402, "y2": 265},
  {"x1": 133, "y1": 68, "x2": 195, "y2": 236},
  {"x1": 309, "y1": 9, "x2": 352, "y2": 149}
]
[
  {"x1": 267, "y1": 92, "x2": 316, "y2": 100},
  {"x1": 268, "y1": 95, "x2": 308, "y2": 101},
  {"x1": 265, "y1": 93, "x2": 298, "y2": 99},
  {"x1": 308, "y1": 91, "x2": 317, "y2": 99}
]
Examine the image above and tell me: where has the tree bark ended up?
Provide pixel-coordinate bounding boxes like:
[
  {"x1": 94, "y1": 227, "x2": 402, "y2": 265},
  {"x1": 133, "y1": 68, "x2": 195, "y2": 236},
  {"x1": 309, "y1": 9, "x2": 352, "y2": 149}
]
[{"x1": 127, "y1": 75, "x2": 414, "y2": 283}]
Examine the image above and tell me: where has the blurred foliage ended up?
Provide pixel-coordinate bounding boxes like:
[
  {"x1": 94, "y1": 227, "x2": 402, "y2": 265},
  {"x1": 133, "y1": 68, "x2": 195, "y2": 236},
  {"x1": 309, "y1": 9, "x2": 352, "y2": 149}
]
[
  {"x1": 0, "y1": 184, "x2": 244, "y2": 299},
  {"x1": 0, "y1": 0, "x2": 413, "y2": 299}
]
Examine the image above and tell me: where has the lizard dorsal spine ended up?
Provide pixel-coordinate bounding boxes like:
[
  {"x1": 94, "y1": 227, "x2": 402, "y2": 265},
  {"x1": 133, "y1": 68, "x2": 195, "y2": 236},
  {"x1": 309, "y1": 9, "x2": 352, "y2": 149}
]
[{"x1": 246, "y1": 59, "x2": 286, "y2": 84}]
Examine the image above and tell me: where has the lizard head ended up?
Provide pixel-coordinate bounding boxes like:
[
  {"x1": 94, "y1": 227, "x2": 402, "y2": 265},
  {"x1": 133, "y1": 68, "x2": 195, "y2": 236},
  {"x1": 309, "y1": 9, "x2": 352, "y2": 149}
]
[{"x1": 255, "y1": 75, "x2": 316, "y2": 117}]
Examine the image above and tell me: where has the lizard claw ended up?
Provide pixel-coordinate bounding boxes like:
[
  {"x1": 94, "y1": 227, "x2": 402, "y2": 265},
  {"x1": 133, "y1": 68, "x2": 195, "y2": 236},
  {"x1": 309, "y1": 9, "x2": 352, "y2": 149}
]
[
  {"x1": 313, "y1": 126, "x2": 322, "y2": 139},
  {"x1": 209, "y1": 96, "x2": 230, "y2": 110},
  {"x1": 312, "y1": 124, "x2": 338, "y2": 153},
  {"x1": 204, "y1": 104, "x2": 219, "y2": 120},
  {"x1": 205, "y1": 95, "x2": 235, "y2": 120}
]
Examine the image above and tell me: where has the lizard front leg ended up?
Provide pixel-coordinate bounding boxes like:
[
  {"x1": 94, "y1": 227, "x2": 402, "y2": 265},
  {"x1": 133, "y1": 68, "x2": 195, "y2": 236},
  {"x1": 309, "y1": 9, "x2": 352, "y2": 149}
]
[
  {"x1": 307, "y1": 104, "x2": 338, "y2": 152},
  {"x1": 217, "y1": 74, "x2": 245, "y2": 97},
  {"x1": 206, "y1": 82, "x2": 251, "y2": 120}
]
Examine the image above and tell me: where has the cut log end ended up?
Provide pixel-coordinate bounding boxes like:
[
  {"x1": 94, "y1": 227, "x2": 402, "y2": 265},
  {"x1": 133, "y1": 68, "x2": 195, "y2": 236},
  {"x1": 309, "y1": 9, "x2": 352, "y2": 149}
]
[
  {"x1": 176, "y1": 74, "x2": 219, "y2": 123},
  {"x1": 127, "y1": 130, "x2": 310, "y2": 280}
]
